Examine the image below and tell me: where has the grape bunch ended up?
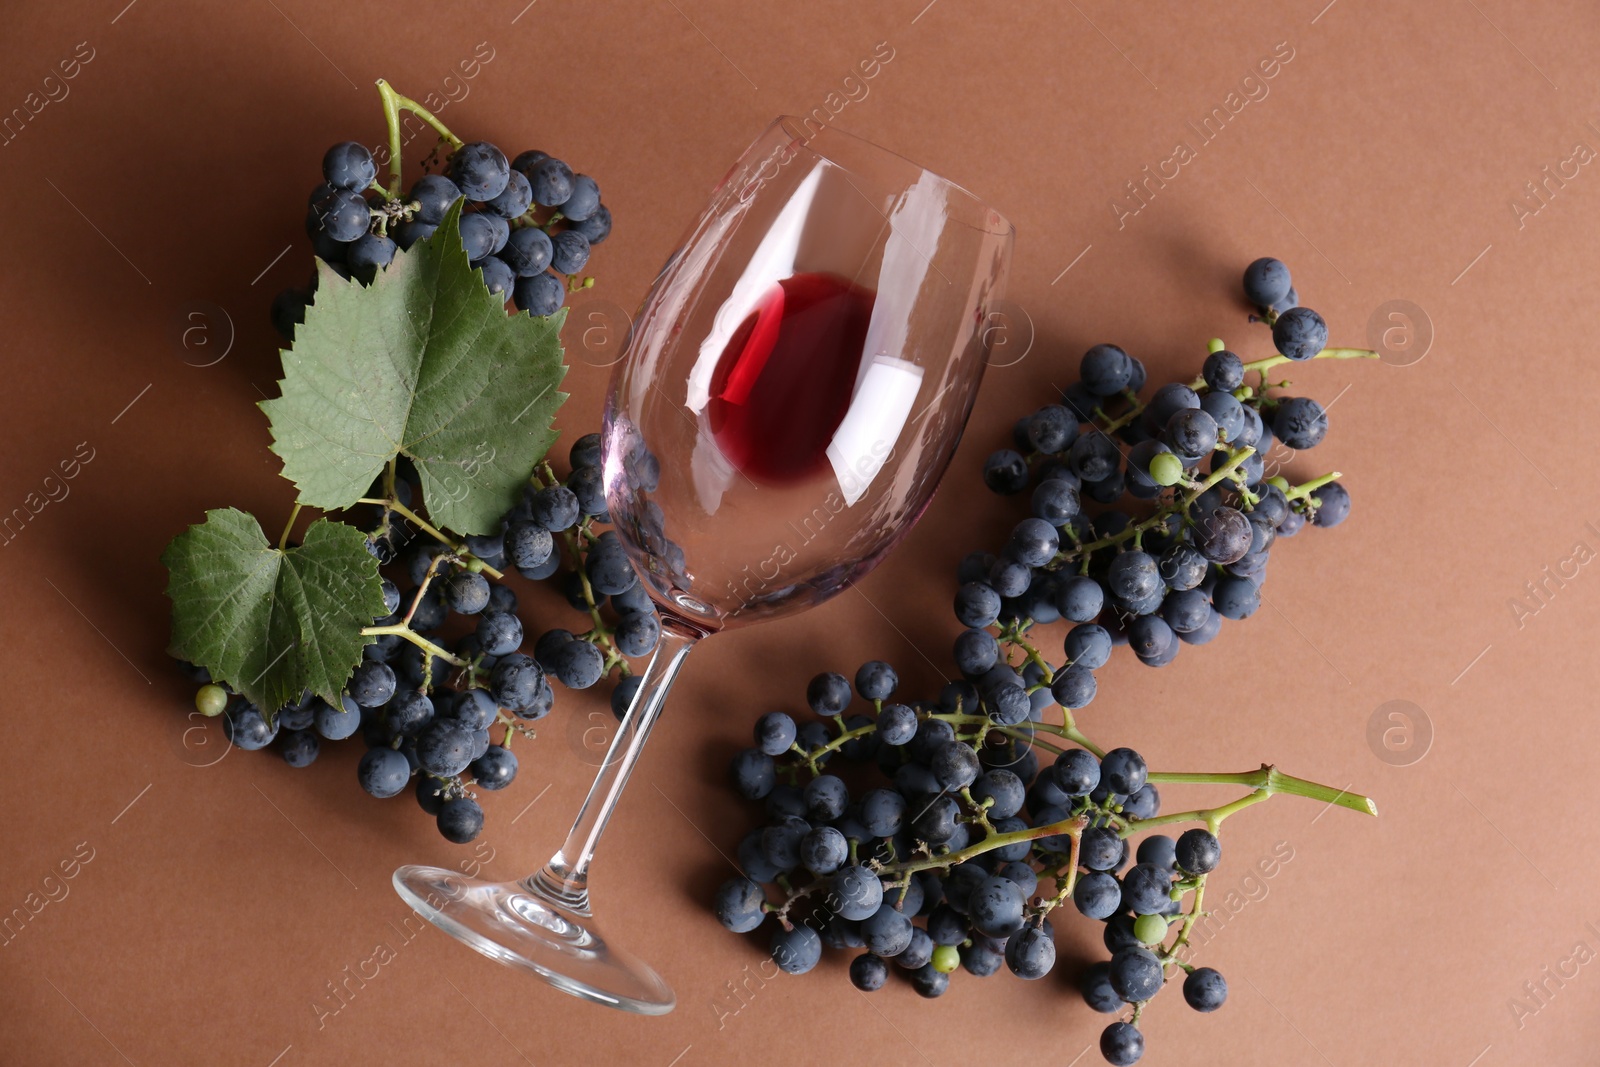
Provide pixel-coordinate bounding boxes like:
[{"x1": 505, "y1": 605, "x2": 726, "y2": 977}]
[
  {"x1": 272, "y1": 129, "x2": 611, "y2": 340},
  {"x1": 175, "y1": 432, "x2": 663, "y2": 844},
  {"x1": 712, "y1": 260, "x2": 1376, "y2": 1063},
  {"x1": 971, "y1": 255, "x2": 1352, "y2": 678}
]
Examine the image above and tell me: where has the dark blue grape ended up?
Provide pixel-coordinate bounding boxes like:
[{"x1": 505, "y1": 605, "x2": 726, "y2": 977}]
[
  {"x1": 314, "y1": 695, "x2": 361, "y2": 740},
  {"x1": 714, "y1": 876, "x2": 767, "y2": 933},
  {"x1": 1184, "y1": 966, "x2": 1228, "y2": 1011},
  {"x1": 1191, "y1": 506, "x2": 1252, "y2": 564},
  {"x1": 1074, "y1": 872, "x2": 1121, "y2": 919},
  {"x1": 1273, "y1": 306, "x2": 1328, "y2": 361},
  {"x1": 1243, "y1": 257, "x2": 1292, "y2": 307},
  {"x1": 800, "y1": 826, "x2": 848, "y2": 875},
  {"x1": 850, "y1": 953, "x2": 889, "y2": 991},
  {"x1": 348, "y1": 660, "x2": 397, "y2": 708},
  {"x1": 1049, "y1": 666, "x2": 1096, "y2": 709},
  {"x1": 854, "y1": 660, "x2": 898, "y2": 701},
  {"x1": 1064, "y1": 623, "x2": 1113, "y2": 669},
  {"x1": 358, "y1": 746, "x2": 409, "y2": 798},
  {"x1": 407, "y1": 174, "x2": 461, "y2": 224},
  {"x1": 875, "y1": 703, "x2": 917, "y2": 746},
  {"x1": 1203, "y1": 348, "x2": 1245, "y2": 392},
  {"x1": 614, "y1": 611, "x2": 660, "y2": 657},
  {"x1": 489, "y1": 653, "x2": 545, "y2": 712},
  {"x1": 861, "y1": 903, "x2": 915, "y2": 956},
  {"x1": 551, "y1": 639, "x2": 604, "y2": 689},
  {"x1": 474, "y1": 612, "x2": 523, "y2": 658},
  {"x1": 393, "y1": 220, "x2": 437, "y2": 250},
  {"x1": 550, "y1": 230, "x2": 591, "y2": 275},
  {"x1": 1100, "y1": 1021, "x2": 1145, "y2": 1066},
  {"x1": 1311, "y1": 480, "x2": 1351, "y2": 526},
  {"x1": 442, "y1": 571, "x2": 491, "y2": 615},
  {"x1": 323, "y1": 141, "x2": 376, "y2": 190},
  {"x1": 1082, "y1": 961, "x2": 1123, "y2": 1013},
  {"x1": 909, "y1": 963, "x2": 949, "y2": 997},
  {"x1": 1080, "y1": 344, "x2": 1133, "y2": 396},
  {"x1": 570, "y1": 204, "x2": 611, "y2": 244},
  {"x1": 859, "y1": 788, "x2": 905, "y2": 837},
  {"x1": 280, "y1": 729, "x2": 319, "y2": 768},
  {"x1": 1101, "y1": 748, "x2": 1148, "y2": 794},
  {"x1": 931, "y1": 741, "x2": 981, "y2": 791},
  {"x1": 730, "y1": 748, "x2": 775, "y2": 799},
  {"x1": 804, "y1": 775, "x2": 850, "y2": 821},
  {"x1": 831, "y1": 865, "x2": 884, "y2": 921},
  {"x1": 471, "y1": 744, "x2": 517, "y2": 790},
  {"x1": 437, "y1": 796, "x2": 484, "y2": 843},
  {"x1": 754, "y1": 711, "x2": 797, "y2": 756},
  {"x1": 1004, "y1": 926, "x2": 1055, "y2": 979},
  {"x1": 914, "y1": 795, "x2": 961, "y2": 843},
  {"x1": 807, "y1": 672, "x2": 852, "y2": 715},
  {"x1": 1109, "y1": 947, "x2": 1164, "y2": 1002},
  {"x1": 983, "y1": 449, "x2": 1029, "y2": 494},
  {"x1": 501, "y1": 226, "x2": 554, "y2": 276},
  {"x1": 310, "y1": 188, "x2": 370, "y2": 242},
  {"x1": 1053, "y1": 748, "x2": 1101, "y2": 796},
  {"x1": 1136, "y1": 834, "x2": 1177, "y2": 869},
  {"x1": 1273, "y1": 396, "x2": 1329, "y2": 450},
  {"x1": 1121, "y1": 863, "x2": 1174, "y2": 916},
  {"x1": 1176, "y1": 828, "x2": 1222, "y2": 874},
  {"x1": 528, "y1": 157, "x2": 574, "y2": 207},
  {"x1": 514, "y1": 272, "x2": 564, "y2": 316},
  {"x1": 479, "y1": 256, "x2": 514, "y2": 302},
  {"x1": 459, "y1": 212, "x2": 509, "y2": 260},
  {"x1": 1164, "y1": 407, "x2": 1219, "y2": 456},
  {"x1": 972, "y1": 769, "x2": 1024, "y2": 819},
  {"x1": 348, "y1": 233, "x2": 397, "y2": 273},
  {"x1": 1211, "y1": 576, "x2": 1260, "y2": 620},
  {"x1": 486, "y1": 168, "x2": 533, "y2": 219},
  {"x1": 416, "y1": 718, "x2": 476, "y2": 777},
  {"x1": 448, "y1": 142, "x2": 511, "y2": 202},
  {"x1": 1026, "y1": 404, "x2": 1079, "y2": 453}
]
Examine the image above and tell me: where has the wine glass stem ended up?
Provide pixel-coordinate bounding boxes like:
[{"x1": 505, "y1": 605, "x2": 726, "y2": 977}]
[{"x1": 524, "y1": 622, "x2": 699, "y2": 913}]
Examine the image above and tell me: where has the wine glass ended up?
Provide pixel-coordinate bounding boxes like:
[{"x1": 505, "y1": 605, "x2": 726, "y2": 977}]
[{"x1": 393, "y1": 115, "x2": 1014, "y2": 1014}]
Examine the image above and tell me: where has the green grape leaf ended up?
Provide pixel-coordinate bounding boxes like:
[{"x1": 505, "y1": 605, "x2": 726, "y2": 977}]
[
  {"x1": 261, "y1": 200, "x2": 569, "y2": 535},
  {"x1": 161, "y1": 508, "x2": 386, "y2": 714}
]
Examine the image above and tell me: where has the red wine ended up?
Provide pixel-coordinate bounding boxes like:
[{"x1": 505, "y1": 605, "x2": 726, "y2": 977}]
[{"x1": 707, "y1": 272, "x2": 876, "y2": 485}]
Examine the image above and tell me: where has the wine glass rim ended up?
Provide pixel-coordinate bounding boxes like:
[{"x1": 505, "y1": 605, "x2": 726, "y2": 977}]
[{"x1": 772, "y1": 115, "x2": 1014, "y2": 238}]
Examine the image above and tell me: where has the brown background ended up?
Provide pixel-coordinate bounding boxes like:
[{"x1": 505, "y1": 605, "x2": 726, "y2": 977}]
[{"x1": 2, "y1": 0, "x2": 1597, "y2": 1064}]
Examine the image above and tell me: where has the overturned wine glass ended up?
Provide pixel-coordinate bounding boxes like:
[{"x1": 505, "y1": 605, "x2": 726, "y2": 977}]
[{"x1": 394, "y1": 115, "x2": 1014, "y2": 1013}]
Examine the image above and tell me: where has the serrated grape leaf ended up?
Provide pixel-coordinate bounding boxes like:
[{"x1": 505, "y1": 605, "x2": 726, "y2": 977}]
[
  {"x1": 161, "y1": 508, "x2": 385, "y2": 715},
  {"x1": 261, "y1": 200, "x2": 569, "y2": 535}
]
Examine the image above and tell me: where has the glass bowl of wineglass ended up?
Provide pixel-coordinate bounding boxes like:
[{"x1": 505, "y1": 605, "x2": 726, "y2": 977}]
[{"x1": 394, "y1": 114, "x2": 1014, "y2": 1014}]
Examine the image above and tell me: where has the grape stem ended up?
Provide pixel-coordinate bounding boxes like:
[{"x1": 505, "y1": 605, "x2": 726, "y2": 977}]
[
  {"x1": 1187, "y1": 346, "x2": 1377, "y2": 393},
  {"x1": 1082, "y1": 346, "x2": 1375, "y2": 442},
  {"x1": 1145, "y1": 765, "x2": 1377, "y2": 817},
  {"x1": 374, "y1": 79, "x2": 465, "y2": 199},
  {"x1": 1056, "y1": 446, "x2": 1256, "y2": 573},
  {"x1": 355, "y1": 497, "x2": 504, "y2": 580},
  {"x1": 873, "y1": 814, "x2": 1088, "y2": 883},
  {"x1": 278, "y1": 502, "x2": 302, "y2": 550},
  {"x1": 360, "y1": 623, "x2": 466, "y2": 669}
]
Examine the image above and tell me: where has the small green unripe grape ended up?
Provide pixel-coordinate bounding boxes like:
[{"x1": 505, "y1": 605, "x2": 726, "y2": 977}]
[
  {"x1": 1233, "y1": 385, "x2": 1254, "y2": 399},
  {"x1": 931, "y1": 944, "x2": 960, "y2": 973},
  {"x1": 195, "y1": 684, "x2": 228, "y2": 717},
  {"x1": 1206, "y1": 337, "x2": 1225, "y2": 354},
  {"x1": 1133, "y1": 913, "x2": 1169, "y2": 945},
  {"x1": 465, "y1": 556, "x2": 485, "y2": 574},
  {"x1": 1266, "y1": 476, "x2": 1291, "y2": 492},
  {"x1": 1149, "y1": 452, "x2": 1184, "y2": 487}
]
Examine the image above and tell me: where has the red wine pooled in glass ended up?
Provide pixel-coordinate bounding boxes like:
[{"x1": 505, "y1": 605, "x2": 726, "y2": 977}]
[{"x1": 707, "y1": 272, "x2": 876, "y2": 485}]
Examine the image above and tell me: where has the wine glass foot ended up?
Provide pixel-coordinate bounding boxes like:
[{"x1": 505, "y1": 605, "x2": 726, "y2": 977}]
[{"x1": 392, "y1": 864, "x2": 675, "y2": 1015}]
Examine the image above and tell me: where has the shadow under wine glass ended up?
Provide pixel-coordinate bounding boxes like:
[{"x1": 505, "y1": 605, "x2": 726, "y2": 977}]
[{"x1": 394, "y1": 115, "x2": 1014, "y2": 1014}]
